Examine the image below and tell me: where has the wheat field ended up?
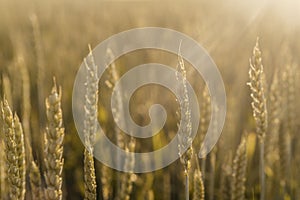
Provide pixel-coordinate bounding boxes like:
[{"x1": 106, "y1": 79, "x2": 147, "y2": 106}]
[{"x1": 0, "y1": 0, "x2": 299, "y2": 199}]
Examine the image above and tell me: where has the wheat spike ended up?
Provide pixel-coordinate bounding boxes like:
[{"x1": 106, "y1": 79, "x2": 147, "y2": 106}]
[
  {"x1": 117, "y1": 138, "x2": 136, "y2": 200},
  {"x1": 199, "y1": 87, "x2": 211, "y2": 180},
  {"x1": 43, "y1": 79, "x2": 65, "y2": 200},
  {"x1": 101, "y1": 165, "x2": 112, "y2": 200},
  {"x1": 193, "y1": 169, "x2": 205, "y2": 200},
  {"x1": 219, "y1": 162, "x2": 232, "y2": 200},
  {"x1": 1, "y1": 99, "x2": 26, "y2": 199},
  {"x1": 176, "y1": 44, "x2": 193, "y2": 174},
  {"x1": 29, "y1": 161, "x2": 44, "y2": 200},
  {"x1": 231, "y1": 134, "x2": 247, "y2": 200},
  {"x1": 247, "y1": 39, "x2": 268, "y2": 141},
  {"x1": 265, "y1": 69, "x2": 281, "y2": 166},
  {"x1": 83, "y1": 46, "x2": 98, "y2": 200},
  {"x1": 0, "y1": 140, "x2": 6, "y2": 200},
  {"x1": 176, "y1": 44, "x2": 193, "y2": 200},
  {"x1": 105, "y1": 48, "x2": 124, "y2": 195},
  {"x1": 14, "y1": 114, "x2": 26, "y2": 199},
  {"x1": 84, "y1": 149, "x2": 97, "y2": 200},
  {"x1": 247, "y1": 38, "x2": 267, "y2": 200}
]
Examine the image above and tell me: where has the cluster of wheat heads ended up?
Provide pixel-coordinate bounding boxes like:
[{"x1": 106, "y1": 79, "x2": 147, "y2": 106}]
[
  {"x1": 0, "y1": 78, "x2": 65, "y2": 200},
  {"x1": 0, "y1": 36, "x2": 299, "y2": 200}
]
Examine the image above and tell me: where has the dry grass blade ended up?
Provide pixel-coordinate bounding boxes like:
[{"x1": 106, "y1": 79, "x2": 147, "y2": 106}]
[{"x1": 43, "y1": 79, "x2": 65, "y2": 200}]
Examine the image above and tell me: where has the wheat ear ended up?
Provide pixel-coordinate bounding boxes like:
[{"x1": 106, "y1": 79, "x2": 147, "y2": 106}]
[
  {"x1": 83, "y1": 45, "x2": 98, "y2": 200},
  {"x1": 219, "y1": 162, "x2": 232, "y2": 200},
  {"x1": 43, "y1": 79, "x2": 65, "y2": 200},
  {"x1": 105, "y1": 48, "x2": 123, "y2": 196},
  {"x1": 176, "y1": 44, "x2": 193, "y2": 200},
  {"x1": 231, "y1": 134, "x2": 247, "y2": 200},
  {"x1": 1, "y1": 99, "x2": 26, "y2": 199},
  {"x1": 247, "y1": 38, "x2": 267, "y2": 200},
  {"x1": 84, "y1": 149, "x2": 97, "y2": 200},
  {"x1": 29, "y1": 161, "x2": 44, "y2": 200},
  {"x1": 265, "y1": 69, "x2": 281, "y2": 165},
  {"x1": 193, "y1": 169, "x2": 205, "y2": 200},
  {"x1": 200, "y1": 87, "x2": 211, "y2": 180},
  {"x1": 117, "y1": 138, "x2": 136, "y2": 200},
  {"x1": 0, "y1": 140, "x2": 6, "y2": 200}
]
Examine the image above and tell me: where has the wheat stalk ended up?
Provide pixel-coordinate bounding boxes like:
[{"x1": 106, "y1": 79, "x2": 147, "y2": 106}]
[
  {"x1": 30, "y1": 13, "x2": 46, "y2": 125},
  {"x1": 247, "y1": 38, "x2": 267, "y2": 200},
  {"x1": 231, "y1": 134, "x2": 247, "y2": 200},
  {"x1": 43, "y1": 79, "x2": 65, "y2": 200}
]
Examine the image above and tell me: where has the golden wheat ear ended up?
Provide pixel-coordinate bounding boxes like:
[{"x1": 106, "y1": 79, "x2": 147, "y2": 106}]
[
  {"x1": 29, "y1": 161, "x2": 44, "y2": 200},
  {"x1": 43, "y1": 78, "x2": 65, "y2": 200},
  {"x1": 231, "y1": 133, "x2": 247, "y2": 200},
  {"x1": 1, "y1": 98, "x2": 26, "y2": 200},
  {"x1": 193, "y1": 168, "x2": 205, "y2": 200},
  {"x1": 83, "y1": 46, "x2": 98, "y2": 200},
  {"x1": 248, "y1": 38, "x2": 268, "y2": 200}
]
